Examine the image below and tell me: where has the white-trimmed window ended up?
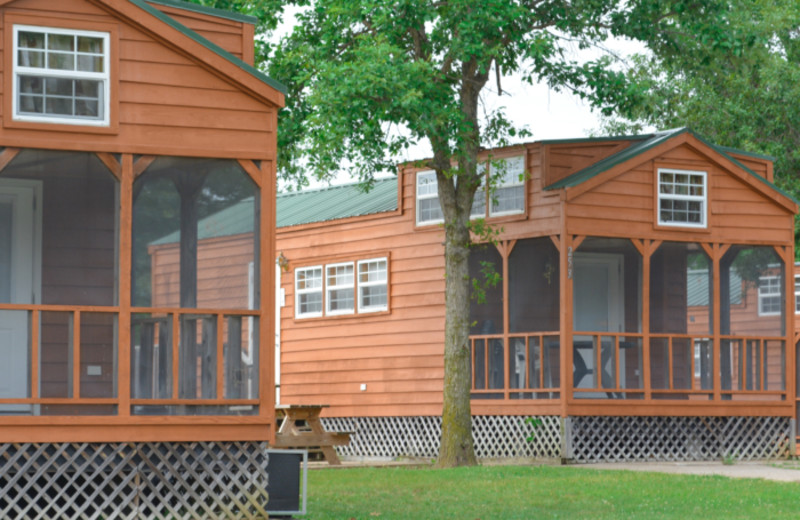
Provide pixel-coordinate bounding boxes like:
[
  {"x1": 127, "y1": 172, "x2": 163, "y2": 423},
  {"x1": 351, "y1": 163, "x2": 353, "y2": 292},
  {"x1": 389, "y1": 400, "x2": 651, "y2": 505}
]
[
  {"x1": 794, "y1": 274, "x2": 800, "y2": 314},
  {"x1": 358, "y1": 258, "x2": 388, "y2": 312},
  {"x1": 295, "y1": 266, "x2": 323, "y2": 318},
  {"x1": 657, "y1": 169, "x2": 706, "y2": 227},
  {"x1": 416, "y1": 170, "x2": 443, "y2": 225},
  {"x1": 470, "y1": 163, "x2": 487, "y2": 218},
  {"x1": 758, "y1": 275, "x2": 781, "y2": 316},
  {"x1": 326, "y1": 262, "x2": 354, "y2": 315},
  {"x1": 489, "y1": 155, "x2": 525, "y2": 216},
  {"x1": 13, "y1": 25, "x2": 110, "y2": 126}
]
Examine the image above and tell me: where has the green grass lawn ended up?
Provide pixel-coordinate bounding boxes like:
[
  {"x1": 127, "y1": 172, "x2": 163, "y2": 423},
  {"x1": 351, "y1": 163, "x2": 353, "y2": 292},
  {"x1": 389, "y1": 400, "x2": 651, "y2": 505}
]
[{"x1": 303, "y1": 464, "x2": 800, "y2": 519}]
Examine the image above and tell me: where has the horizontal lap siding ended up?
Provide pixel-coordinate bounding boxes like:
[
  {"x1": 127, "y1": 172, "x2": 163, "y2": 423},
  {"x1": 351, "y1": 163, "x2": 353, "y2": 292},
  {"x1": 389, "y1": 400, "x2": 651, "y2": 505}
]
[
  {"x1": 544, "y1": 140, "x2": 632, "y2": 187},
  {"x1": 278, "y1": 206, "x2": 447, "y2": 417},
  {"x1": 146, "y1": 3, "x2": 247, "y2": 60},
  {"x1": 566, "y1": 145, "x2": 794, "y2": 245},
  {"x1": 2, "y1": 0, "x2": 276, "y2": 159}
]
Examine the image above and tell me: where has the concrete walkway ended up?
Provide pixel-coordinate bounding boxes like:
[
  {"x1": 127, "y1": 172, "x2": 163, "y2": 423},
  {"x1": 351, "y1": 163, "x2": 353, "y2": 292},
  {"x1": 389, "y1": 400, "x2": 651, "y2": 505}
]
[{"x1": 577, "y1": 461, "x2": 800, "y2": 482}]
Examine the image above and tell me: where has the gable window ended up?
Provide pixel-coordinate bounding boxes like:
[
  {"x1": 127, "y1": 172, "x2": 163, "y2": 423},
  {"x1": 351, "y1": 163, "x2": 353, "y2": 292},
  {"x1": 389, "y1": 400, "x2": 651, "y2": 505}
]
[
  {"x1": 657, "y1": 169, "x2": 706, "y2": 227},
  {"x1": 416, "y1": 171, "x2": 443, "y2": 225},
  {"x1": 326, "y1": 262, "x2": 355, "y2": 315},
  {"x1": 295, "y1": 266, "x2": 323, "y2": 318},
  {"x1": 13, "y1": 25, "x2": 110, "y2": 126},
  {"x1": 358, "y1": 258, "x2": 388, "y2": 312},
  {"x1": 758, "y1": 275, "x2": 781, "y2": 316}
]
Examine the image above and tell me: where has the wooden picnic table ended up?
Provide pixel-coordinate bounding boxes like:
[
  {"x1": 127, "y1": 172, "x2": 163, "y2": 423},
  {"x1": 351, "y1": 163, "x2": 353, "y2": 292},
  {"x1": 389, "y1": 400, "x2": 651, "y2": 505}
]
[{"x1": 273, "y1": 404, "x2": 351, "y2": 465}]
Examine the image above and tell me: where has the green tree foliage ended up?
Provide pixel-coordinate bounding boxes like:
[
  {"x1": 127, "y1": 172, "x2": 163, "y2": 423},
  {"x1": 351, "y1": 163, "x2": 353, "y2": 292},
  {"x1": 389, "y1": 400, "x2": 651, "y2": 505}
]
[
  {"x1": 191, "y1": 0, "x2": 739, "y2": 467},
  {"x1": 601, "y1": 1, "x2": 800, "y2": 199}
]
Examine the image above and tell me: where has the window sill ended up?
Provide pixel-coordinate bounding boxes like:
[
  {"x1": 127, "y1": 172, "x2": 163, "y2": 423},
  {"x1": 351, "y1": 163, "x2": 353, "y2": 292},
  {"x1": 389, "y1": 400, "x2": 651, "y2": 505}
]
[{"x1": 293, "y1": 309, "x2": 391, "y2": 323}]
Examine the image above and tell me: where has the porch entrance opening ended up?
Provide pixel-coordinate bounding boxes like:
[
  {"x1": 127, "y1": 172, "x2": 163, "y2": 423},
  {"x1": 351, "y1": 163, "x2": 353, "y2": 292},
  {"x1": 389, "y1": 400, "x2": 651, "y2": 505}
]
[
  {"x1": 0, "y1": 179, "x2": 40, "y2": 413},
  {"x1": 573, "y1": 252, "x2": 624, "y2": 392}
]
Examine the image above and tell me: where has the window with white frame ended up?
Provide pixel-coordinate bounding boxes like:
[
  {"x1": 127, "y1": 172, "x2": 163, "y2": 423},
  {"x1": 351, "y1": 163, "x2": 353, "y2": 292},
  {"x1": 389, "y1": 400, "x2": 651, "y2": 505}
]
[
  {"x1": 295, "y1": 266, "x2": 323, "y2": 318},
  {"x1": 358, "y1": 258, "x2": 388, "y2": 312},
  {"x1": 489, "y1": 155, "x2": 525, "y2": 216},
  {"x1": 657, "y1": 169, "x2": 706, "y2": 227},
  {"x1": 416, "y1": 170, "x2": 443, "y2": 225},
  {"x1": 295, "y1": 257, "x2": 389, "y2": 318},
  {"x1": 795, "y1": 274, "x2": 800, "y2": 314},
  {"x1": 13, "y1": 25, "x2": 110, "y2": 125},
  {"x1": 326, "y1": 262, "x2": 355, "y2": 315},
  {"x1": 758, "y1": 275, "x2": 781, "y2": 316}
]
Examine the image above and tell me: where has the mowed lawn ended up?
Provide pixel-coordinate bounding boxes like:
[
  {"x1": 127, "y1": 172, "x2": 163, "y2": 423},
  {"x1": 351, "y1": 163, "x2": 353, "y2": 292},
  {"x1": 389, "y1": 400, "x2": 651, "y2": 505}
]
[{"x1": 304, "y1": 464, "x2": 800, "y2": 519}]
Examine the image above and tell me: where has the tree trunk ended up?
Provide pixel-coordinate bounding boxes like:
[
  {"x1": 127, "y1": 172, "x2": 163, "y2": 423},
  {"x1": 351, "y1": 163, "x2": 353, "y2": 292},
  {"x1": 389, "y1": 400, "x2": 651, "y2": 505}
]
[{"x1": 436, "y1": 217, "x2": 478, "y2": 467}]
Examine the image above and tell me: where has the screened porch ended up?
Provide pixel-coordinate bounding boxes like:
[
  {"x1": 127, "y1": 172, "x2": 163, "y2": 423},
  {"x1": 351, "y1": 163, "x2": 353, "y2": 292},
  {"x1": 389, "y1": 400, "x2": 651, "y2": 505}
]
[
  {"x1": 0, "y1": 147, "x2": 272, "y2": 441},
  {"x1": 468, "y1": 236, "x2": 791, "y2": 413}
]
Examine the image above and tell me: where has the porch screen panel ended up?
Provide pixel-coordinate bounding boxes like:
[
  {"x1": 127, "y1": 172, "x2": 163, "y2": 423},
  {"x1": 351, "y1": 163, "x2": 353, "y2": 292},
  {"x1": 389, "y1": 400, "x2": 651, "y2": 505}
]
[
  {"x1": 720, "y1": 246, "x2": 785, "y2": 399},
  {"x1": 131, "y1": 158, "x2": 260, "y2": 416},
  {"x1": 649, "y1": 242, "x2": 712, "y2": 396},
  {"x1": 468, "y1": 244, "x2": 503, "y2": 335},
  {"x1": 132, "y1": 158, "x2": 259, "y2": 310},
  {"x1": 508, "y1": 237, "x2": 559, "y2": 333},
  {"x1": 2, "y1": 149, "x2": 119, "y2": 306}
]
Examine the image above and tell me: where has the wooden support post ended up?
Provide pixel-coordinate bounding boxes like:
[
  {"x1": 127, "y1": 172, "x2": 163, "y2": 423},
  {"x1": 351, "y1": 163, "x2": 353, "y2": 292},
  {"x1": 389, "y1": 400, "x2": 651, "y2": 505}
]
[
  {"x1": 713, "y1": 244, "x2": 724, "y2": 401},
  {"x1": 119, "y1": 154, "x2": 134, "y2": 417},
  {"x1": 642, "y1": 240, "x2": 653, "y2": 400}
]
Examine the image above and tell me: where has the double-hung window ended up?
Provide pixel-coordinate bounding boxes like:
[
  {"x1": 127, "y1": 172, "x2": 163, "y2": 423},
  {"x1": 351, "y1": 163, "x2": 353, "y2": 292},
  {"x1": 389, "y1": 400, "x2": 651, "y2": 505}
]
[
  {"x1": 657, "y1": 169, "x2": 706, "y2": 227},
  {"x1": 358, "y1": 258, "x2": 388, "y2": 312},
  {"x1": 758, "y1": 275, "x2": 781, "y2": 316},
  {"x1": 295, "y1": 266, "x2": 323, "y2": 318},
  {"x1": 326, "y1": 262, "x2": 355, "y2": 315},
  {"x1": 489, "y1": 155, "x2": 525, "y2": 216},
  {"x1": 13, "y1": 25, "x2": 110, "y2": 126},
  {"x1": 416, "y1": 171, "x2": 443, "y2": 225}
]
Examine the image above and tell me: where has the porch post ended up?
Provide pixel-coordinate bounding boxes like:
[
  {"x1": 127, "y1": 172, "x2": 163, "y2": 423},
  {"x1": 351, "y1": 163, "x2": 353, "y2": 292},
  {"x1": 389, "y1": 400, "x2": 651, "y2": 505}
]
[
  {"x1": 119, "y1": 154, "x2": 134, "y2": 417},
  {"x1": 642, "y1": 240, "x2": 652, "y2": 400}
]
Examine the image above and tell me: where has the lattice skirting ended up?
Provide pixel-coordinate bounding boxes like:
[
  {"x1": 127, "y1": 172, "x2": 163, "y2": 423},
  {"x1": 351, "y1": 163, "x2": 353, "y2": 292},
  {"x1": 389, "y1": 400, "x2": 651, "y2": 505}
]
[
  {"x1": 321, "y1": 416, "x2": 563, "y2": 459},
  {"x1": 566, "y1": 416, "x2": 792, "y2": 463},
  {"x1": 0, "y1": 441, "x2": 270, "y2": 520}
]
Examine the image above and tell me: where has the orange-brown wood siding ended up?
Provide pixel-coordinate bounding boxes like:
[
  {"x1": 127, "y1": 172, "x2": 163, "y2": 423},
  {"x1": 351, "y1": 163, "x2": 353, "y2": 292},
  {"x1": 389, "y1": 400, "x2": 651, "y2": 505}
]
[
  {"x1": 145, "y1": 2, "x2": 249, "y2": 61},
  {"x1": 276, "y1": 143, "x2": 566, "y2": 418},
  {"x1": 565, "y1": 144, "x2": 795, "y2": 245},
  {"x1": 543, "y1": 140, "x2": 633, "y2": 188},
  {"x1": 0, "y1": 0, "x2": 276, "y2": 159}
]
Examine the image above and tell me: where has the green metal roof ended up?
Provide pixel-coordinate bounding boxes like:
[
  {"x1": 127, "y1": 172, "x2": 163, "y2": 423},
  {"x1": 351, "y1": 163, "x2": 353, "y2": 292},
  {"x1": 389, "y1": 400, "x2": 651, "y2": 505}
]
[
  {"x1": 152, "y1": 177, "x2": 398, "y2": 245},
  {"x1": 145, "y1": 0, "x2": 258, "y2": 24},
  {"x1": 129, "y1": 0, "x2": 287, "y2": 95},
  {"x1": 687, "y1": 268, "x2": 742, "y2": 307},
  {"x1": 277, "y1": 177, "x2": 398, "y2": 228},
  {"x1": 151, "y1": 196, "x2": 256, "y2": 245},
  {"x1": 544, "y1": 127, "x2": 798, "y2": 206}
]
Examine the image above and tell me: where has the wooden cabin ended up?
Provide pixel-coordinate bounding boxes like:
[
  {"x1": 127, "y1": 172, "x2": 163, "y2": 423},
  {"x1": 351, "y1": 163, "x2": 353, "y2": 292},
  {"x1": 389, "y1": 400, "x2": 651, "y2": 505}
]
[
  {"x1": 154, "y1": 129, "x2": 799, "y2": 461},
  {"x1": 0, "y1": 0, "x2": 281, "y2": 517}
]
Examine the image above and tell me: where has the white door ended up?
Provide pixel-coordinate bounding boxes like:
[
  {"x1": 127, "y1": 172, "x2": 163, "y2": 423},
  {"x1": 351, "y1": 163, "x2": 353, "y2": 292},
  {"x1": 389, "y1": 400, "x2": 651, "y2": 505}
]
[
  {"x1": 0, "y1": 180, "x2": 40, "y2": 413},
  {"x1": 573, "y1": 252, "x2": 624, "y2": 391}
]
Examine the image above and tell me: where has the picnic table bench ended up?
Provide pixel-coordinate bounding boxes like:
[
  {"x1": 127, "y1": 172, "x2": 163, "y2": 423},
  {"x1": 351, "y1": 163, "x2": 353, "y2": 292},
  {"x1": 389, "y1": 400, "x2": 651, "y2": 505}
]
[{"x1": 274, "y1": 404, "x2": 352, "y2": 465}]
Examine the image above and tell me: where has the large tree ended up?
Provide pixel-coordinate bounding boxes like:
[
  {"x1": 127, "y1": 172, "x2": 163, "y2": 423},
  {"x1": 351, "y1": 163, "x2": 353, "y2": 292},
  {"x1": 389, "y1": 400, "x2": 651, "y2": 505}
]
[{"x1": 193, "y1": 0, "x2": 739, "y2": 467}]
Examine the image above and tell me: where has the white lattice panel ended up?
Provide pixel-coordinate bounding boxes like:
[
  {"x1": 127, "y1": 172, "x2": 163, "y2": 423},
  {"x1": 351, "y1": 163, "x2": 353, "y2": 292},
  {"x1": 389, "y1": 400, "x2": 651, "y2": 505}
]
[
  {"x1": 567, "y1": 416, "x2": 791, "y2": 463},
  {"x1": 322, "y1": 416, "x2": 562, "y2": 459},
  {"x1": 0, "y1": 442, "x2": 270, "y2": 520}
]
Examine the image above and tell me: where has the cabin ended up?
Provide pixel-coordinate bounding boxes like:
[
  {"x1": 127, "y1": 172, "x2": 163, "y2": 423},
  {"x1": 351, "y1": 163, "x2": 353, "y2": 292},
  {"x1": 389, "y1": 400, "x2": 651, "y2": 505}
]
[
  {"x1": 0, "y1": 0, "x2": 281, "y2": 518},
  {"x1": 153, "y1": 129, "x2": 799, "y2": 462}
]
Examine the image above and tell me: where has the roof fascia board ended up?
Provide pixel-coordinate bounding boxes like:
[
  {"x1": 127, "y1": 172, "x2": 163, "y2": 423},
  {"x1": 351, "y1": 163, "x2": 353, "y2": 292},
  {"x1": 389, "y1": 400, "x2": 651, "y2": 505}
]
[
  {"x1": 145, "y1": 0, "x2": 257, "y2": 25},
  {"x1": 86, "y1": 0, "x2": 285, "y2": 106}
]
